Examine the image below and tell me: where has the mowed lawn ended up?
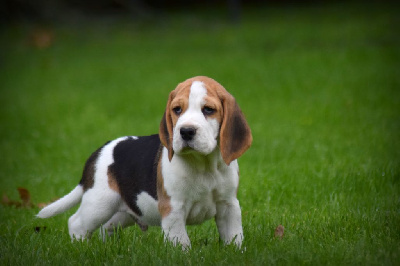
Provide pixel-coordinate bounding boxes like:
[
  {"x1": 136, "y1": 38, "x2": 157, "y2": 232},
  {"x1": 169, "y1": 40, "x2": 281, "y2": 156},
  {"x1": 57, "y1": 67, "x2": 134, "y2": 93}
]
[{"x1": 1, "y1": 2, "x2": 399, "y2": 265}]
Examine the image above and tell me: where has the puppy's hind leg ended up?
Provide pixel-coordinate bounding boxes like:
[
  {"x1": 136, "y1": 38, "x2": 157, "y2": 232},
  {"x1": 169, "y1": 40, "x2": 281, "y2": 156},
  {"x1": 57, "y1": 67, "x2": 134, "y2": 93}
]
[
  {"x1": 68, "y1": 189, "x2": 121, "y2": 240},
  {"x1": 101, "y1": 211, "x2": 149, "y2": 241},
  {"x1": 101, "y1": 212, "x2": 135, "y2": 240}
]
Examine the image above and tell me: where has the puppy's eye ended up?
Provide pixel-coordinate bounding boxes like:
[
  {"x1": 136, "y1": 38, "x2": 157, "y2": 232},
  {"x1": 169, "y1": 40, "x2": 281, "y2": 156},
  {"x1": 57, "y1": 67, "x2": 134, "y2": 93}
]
[
  {"x1": 173, "y1": 107, "x2": 182, "y2": 115},
  {"x1": 202, "y1": 106, "x2": 215, "y2": 116}
]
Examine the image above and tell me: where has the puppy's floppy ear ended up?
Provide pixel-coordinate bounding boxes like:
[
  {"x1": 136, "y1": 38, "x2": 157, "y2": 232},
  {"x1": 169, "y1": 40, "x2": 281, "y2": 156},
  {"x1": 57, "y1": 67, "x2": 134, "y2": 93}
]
[
  {"x1": 218, "y1": 89, "x2": 252, "y2": 165},
  {"x1": 159, "y1": 91, "x2": 175, "y2": 161}
]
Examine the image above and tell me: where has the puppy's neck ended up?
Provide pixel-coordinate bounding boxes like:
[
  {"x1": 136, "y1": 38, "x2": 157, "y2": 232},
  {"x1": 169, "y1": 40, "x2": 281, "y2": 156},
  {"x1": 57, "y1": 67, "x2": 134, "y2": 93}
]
[{"x1": 175, "y1": 148, "x2": 226, "y2": 173}]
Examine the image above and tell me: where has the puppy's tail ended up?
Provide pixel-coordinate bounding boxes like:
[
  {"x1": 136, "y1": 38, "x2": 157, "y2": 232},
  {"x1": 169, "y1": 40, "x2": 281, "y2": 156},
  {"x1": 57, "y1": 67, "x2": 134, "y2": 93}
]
[{"x1": 37, "y1": 185, "x2": 83, "y2": 218}]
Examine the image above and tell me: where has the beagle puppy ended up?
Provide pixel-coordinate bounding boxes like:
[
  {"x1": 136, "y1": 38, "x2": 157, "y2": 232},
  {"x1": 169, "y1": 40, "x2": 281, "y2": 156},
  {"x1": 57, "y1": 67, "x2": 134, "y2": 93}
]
[{"x1": 37, "y1": 76, "x2": 252, "y2": 248}]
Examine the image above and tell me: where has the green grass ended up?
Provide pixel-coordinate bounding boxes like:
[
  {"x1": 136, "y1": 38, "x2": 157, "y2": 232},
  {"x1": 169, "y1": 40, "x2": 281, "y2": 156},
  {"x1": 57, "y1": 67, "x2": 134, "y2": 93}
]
[{"x1": 1, "y1": 2, "x2": 399, "y2": 265}]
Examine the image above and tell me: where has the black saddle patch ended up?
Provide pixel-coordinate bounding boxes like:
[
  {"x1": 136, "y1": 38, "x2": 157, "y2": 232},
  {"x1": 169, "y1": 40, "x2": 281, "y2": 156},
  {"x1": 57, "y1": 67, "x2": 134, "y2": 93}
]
[{"x1": 108, "y1": 135, "x2": 162, "y2": 216}]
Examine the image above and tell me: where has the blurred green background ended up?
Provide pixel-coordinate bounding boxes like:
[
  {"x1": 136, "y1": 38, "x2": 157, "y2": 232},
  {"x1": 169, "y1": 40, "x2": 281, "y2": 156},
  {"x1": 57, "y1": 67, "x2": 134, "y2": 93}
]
[{"x1": 0, "y1": 0, "x2": 399, "y2": 264}]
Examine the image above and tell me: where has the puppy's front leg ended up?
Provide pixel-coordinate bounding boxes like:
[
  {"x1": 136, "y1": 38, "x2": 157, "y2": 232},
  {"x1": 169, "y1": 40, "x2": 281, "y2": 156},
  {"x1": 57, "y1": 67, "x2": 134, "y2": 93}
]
[
  {"x1": 161, "y1": 208, "x2": 191, "y2": 249},
  {"x1": 215, "y1": 199, "x2": 244, "y2": 247}
]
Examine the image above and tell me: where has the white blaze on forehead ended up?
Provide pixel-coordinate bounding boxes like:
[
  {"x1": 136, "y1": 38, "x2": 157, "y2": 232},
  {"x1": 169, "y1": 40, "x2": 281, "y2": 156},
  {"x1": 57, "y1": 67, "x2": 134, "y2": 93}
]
[
  {"x1": 173, "y1": 80, "x2": 218, "y2": 156},
  {"x1": 188, "y1": 81, "x2": 207, "y2": 109}
]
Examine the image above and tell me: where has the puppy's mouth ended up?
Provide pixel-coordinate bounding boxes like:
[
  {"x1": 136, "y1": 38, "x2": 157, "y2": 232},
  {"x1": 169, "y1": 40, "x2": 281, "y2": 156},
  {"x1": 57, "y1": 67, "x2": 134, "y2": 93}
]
[
  {"x1": 179, "y1": 141, "x2": 213, "y2": 157},
  {"x1": 181, "y1": 141, "x2": 196, "y2": 152}
]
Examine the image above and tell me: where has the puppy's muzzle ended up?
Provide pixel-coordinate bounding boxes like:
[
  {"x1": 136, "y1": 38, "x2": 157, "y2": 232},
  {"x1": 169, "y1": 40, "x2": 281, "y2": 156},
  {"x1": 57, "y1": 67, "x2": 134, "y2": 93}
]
[{"x1": 180, "y1": 127, "x2": 196, "y2": 141}]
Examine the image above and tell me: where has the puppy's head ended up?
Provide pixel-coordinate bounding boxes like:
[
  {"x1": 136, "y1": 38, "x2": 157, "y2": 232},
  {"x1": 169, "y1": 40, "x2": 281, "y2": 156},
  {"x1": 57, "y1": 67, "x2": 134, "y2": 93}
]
[{"x1": 160, "y1": 76, "x2": 252, "y2": 165}]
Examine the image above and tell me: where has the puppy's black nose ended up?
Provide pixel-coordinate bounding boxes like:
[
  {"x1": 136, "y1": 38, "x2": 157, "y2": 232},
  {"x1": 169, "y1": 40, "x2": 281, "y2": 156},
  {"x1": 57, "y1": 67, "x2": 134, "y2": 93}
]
[{"x1": 180, "y1": 127, "x2": 196, "y2": 141}]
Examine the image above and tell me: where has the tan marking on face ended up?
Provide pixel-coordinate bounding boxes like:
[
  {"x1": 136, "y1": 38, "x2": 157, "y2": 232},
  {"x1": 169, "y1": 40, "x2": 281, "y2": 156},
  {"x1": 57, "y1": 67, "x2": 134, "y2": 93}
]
[
  {"x1": 107, "y1": 168, "x2": 120, "y2": 193},
  {"x1": 202, "y1": 90, "x2": 224, "y2": 125},
  {"x1": 157, "y1": 151, "x2": 172, "y2": 218},
  {"x1": 169, "y1": 85, "x2": 191, "y2": 127}
]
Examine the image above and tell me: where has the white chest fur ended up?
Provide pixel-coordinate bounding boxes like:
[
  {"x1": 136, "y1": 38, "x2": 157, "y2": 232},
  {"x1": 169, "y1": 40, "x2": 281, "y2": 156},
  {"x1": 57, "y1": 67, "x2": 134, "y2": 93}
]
[{"x1": 161, "y1": 147, "x2": 239, "y2": 225}]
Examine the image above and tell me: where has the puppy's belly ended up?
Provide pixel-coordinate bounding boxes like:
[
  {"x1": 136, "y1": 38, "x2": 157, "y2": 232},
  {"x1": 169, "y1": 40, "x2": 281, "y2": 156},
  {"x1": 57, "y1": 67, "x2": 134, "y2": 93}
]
[
  {"x1": 133, "y1": 192, "x2": 217, "y2": 226},
  {"x1": 186, "y1": 199, "x2": 217, "y2": 225}
]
